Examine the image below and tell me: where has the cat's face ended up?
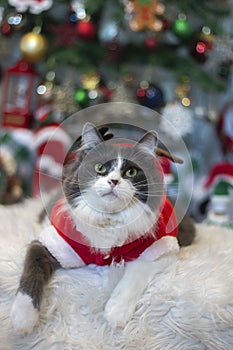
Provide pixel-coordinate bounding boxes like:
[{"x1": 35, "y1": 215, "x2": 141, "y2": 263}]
[{"x1": 63, "y1": 123, "x2": 164, "y2": 217}]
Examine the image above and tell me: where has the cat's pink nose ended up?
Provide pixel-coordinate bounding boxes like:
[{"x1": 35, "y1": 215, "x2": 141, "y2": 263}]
[{"x1": 108, "y1": 179, "x2": 119, "y2": 187}]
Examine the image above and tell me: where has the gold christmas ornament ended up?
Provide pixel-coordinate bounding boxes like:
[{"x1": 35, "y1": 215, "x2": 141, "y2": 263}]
[
  {"x1": 20, "y1": 32, "x2": 48, "y2": 63},
  {"x1": 175, "y1": 76, "x2": 191, "y2": 107},
  {"x1": 81, "y1": 73, "x2": 100, "y2": 90},
  {"x1": 199, "y1": 26, "x2": 215, "y2": 44}
]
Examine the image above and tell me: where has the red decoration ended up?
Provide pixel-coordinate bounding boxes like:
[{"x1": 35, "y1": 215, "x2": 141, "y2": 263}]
[
  {"x1": 204, "y1": 163, "x2": 233, "y2": 189},
  {"x1": 75, "y1": 20, "x2": 97, "y2": 41},
  {"x1": 32, "y1": 126, "x2": 71, "y2": 197},
  {"x1": 190, "y1": 40, "x2": 212, "y2": 63},
  {"x1": 136, "y1": 88, "x2": 146, "y2": 98},
  {"x1": 144, "y1": 37, "x2": 158, "y2": 50},
  {"x1": 1, "y1": 21, "x2": 12, "y2": 36},
  {"x1": 1, "y1": 60, "x2": 40, "y2": 128}
]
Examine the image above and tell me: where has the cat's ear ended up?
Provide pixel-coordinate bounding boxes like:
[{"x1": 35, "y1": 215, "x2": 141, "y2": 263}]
[
  {"x1": 81, "y1": 122, "x2": 103, "y2": 151},
  {"x1": 137, "y1": 131, "x2": 183, "y2": 163},
  {"x1": 137, "y1": 131, "x2": 158, "y2": 154}
]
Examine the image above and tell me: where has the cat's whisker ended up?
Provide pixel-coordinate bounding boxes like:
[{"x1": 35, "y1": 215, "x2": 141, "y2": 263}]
[
  {"x1": 136, "y1": 182, "x2": 180, "y2": 189},
  {"x1": 34, "y1": 169, "x2": 63, "y2": 182},
  {"x1": 137, "y1": 195, "x2": 165, "y2": 198},
  {"x1": 80, "y1": 165, "x2": 97, "y2": 178},
  {"x1": 63, "y1": 176, "x2": 96, "y2": 186},
  {"x1": 135, "y1": 185, "x2": 164, "y2": 191},
  {"x1": 136, "y1": 191, "x2": 165, "y2": 196},
  {"x1": 166, "y1": 183, "x2": 180, "y2": 188},
  {"x1": 134, "y1": 179, "x2": 165, "y2": 186},
  {"x1": 64, "y1": 190, "x2": 79, "y2": 196},
  {"x1": 166, "y1": 194, "x2": 180, "y2": 198},
  {"x1": 136, "y1": 189, "x2": 185, "y2": 197},
  {"x1": 63, "y1": 181, "x2": 88, "y2": 188}
]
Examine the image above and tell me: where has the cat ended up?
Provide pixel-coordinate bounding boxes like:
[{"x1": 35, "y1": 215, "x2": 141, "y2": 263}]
[{"x1": 10, "y1": 122, "x2": 195, "y2": 335}]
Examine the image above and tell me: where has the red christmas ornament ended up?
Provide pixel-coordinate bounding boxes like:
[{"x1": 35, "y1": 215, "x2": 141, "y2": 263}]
[
  {"x1": 75, "y1": 20, "x2": 97, "y2": 41},
  {"x1": 136, "y1": 88, "x2": 146, "y2": 98},
  {"x1": 191, "y1": 40, "x2": 212, "y2": 64},
  {"x1": 1, "y1": 21, "x2": 12, "y2": 36},
  {"x1": 144, "y1": 37, "x2": 158, "y2": 50},
  {"x1": 190, "y1": 40, "x2": 207, "y2": 63}
]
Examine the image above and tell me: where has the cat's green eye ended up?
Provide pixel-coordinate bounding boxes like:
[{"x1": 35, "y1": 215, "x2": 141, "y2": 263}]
[
  {"x1": 125, "y1": 167, "x2": 138, "y2": 178},
  {"x1": 94, "y1": 163, "x2": 107, "y2": 175}
]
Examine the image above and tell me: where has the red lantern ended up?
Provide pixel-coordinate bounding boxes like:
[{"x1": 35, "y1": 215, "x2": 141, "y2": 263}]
[{"x1": 1, "y1": 60, "x2": 40, "y2": 128}]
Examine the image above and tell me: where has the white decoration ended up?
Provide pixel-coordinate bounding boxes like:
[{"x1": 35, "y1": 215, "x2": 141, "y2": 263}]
[
  {"x1": 8, "y1": 0, "x2": 53, "y2": 14},
  {"x1": 160, "y1": 101, "x2": 193, "y2": 140}
]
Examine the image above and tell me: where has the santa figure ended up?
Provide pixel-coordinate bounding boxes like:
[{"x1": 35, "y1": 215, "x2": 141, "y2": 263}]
[
  {"x1": 203, "y1": 163, "x2": 233, "y2": 227},
  {"x1": 32, "y1": 125, "x2": 71, "y2": 197}
]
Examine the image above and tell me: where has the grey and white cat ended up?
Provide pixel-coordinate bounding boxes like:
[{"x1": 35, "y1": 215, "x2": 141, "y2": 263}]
[{"x1": 10, "y1": 122, "x2": 195, "y2": 335}]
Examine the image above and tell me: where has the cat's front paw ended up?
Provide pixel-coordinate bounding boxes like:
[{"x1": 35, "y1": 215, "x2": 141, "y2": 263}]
[
  {"x1": 104, "y1": 296, "x2": 135, "y2": 328},
  {"x1": 10, "y1": 292, "x2": 39, "y2": 335}
]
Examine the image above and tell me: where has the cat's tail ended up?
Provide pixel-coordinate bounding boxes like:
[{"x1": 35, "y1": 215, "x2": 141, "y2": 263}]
[{"x1": 177, "y1": 214, "x2": 196, "y2": 247}]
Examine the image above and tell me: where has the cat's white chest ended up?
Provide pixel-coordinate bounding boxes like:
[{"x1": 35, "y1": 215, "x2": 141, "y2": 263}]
[{"x1": 71, "y1": 200, "x2": 157, "y2": 251}]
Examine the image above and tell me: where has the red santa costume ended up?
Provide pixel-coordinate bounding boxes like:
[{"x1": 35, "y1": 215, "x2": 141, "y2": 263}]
[{"x1": 39, "y1": 196, "x2": 179, "y2": 268}]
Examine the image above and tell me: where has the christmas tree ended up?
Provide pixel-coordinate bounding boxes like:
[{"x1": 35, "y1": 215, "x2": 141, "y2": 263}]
[
  {"x1": 0, "y1": 0, "x2": 232, "y2": 116},
  {"x1": 0, "y1": 0, "x2": 232, "y2": 225}
]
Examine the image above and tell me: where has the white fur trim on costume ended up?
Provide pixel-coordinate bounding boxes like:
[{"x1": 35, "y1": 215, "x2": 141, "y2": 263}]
[
  {"x1": 37, "y1": 155, "x2": 63, "y2": 177},
  {"x1": 34, "y1": 126, "x2": 71, "y2": 150},
  {"x1": 71, "y1": 198, "x2": 158, "y2": 250},
  {"x1": 10, "y1": 292, "x2": 39, "y2": 335},
  {"x1": 138, "y1": 236, "x2": 179, "y2": 262},
  {"x1": 39, "y1": 225, "x2": 85, "y2": 269}
]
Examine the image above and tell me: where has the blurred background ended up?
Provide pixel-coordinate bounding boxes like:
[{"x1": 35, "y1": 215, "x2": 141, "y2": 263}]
[{"x1": 0, "y1": 0, "x2": 232, "y2": 227}]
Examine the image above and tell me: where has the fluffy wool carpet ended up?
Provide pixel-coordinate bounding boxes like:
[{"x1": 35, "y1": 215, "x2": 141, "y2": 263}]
[{"x1": 0, "y1": 198, "x2": 233, "y2": 350}]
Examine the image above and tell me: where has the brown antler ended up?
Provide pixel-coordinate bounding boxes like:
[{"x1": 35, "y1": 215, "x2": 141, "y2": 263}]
[{"x1": 156, "y1": 147, "x2": 183, "y2": 164}]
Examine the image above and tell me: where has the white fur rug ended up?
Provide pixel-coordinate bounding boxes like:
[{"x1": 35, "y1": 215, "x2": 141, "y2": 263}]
[{"x1": 0, "y1": 199, "x2": 233, "y2": 350}]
